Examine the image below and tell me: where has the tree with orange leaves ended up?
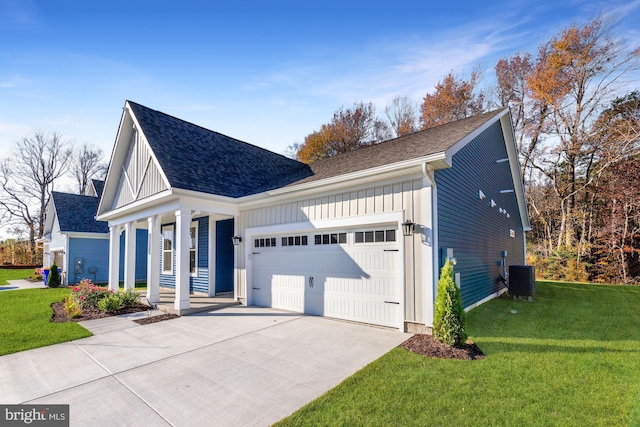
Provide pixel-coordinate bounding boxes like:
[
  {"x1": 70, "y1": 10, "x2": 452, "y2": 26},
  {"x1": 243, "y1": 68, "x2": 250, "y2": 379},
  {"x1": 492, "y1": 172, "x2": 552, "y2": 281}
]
[{"x1": 420, "y1": 71, "x2": 485, "y2": 130}]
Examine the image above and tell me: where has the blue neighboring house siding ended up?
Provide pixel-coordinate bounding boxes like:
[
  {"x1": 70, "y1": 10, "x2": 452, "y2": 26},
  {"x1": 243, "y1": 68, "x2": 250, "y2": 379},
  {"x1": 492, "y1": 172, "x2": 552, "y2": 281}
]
[
  {"x1": 118, "y1": 229, "x2": 149, "y2": 281},
  {"x1": 436, "y1": 120, "x2": 525, "y2": 308},
  {"x1": 159, "y1": 216, "x2": 209, "y2": 293},
  {"x1": 67, "y1": 237, "x2": 110, "y2": 285}
]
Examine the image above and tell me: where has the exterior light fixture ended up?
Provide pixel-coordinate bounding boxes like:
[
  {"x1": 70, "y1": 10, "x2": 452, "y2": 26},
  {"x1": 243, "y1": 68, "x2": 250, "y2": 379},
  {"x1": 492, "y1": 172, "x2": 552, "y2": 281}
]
[
  {"x1": 231, "y1": 235, "x2": 242, "y2": 246},
  {"x1": 402, "y1": 220, "x2": 415, "y2": 237}
]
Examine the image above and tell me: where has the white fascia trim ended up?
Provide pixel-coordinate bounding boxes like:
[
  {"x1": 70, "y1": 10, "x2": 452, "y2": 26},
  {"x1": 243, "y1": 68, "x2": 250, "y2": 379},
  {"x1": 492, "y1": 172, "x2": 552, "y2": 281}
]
[
  {"x1": 500, "y1": 111, "x2": 532, "y2": 230},
  {"x1": 96, "y1": 189, "x2": 174, "y2": 222},
  {"x1": 126, "y1": 103, "x2": 172, "y2": 190},
  {"x1": 446, "y1": 109, "x2": 509, "y2": 158},
  {"x1": 464, "y1": 287, "x2": 508, "y2": 312},
  {"x1": 98, "y1": 108, "x2": 131, "y2": 217},
  {"x1": 171, "y1": 189, "x2": 240, "y2": 217},
  {"x1": 263, "y1": 152, "x2": 448, "y2": 197},
  {"x1": 66, "y1": 232, "x2": 110, "y2": 240},
  {"x1": 49, "y1": 245, "x2": 65, "y2": 252},
  {"x1": 245, "y1": 211, "x2": 404, "y2": 237}
]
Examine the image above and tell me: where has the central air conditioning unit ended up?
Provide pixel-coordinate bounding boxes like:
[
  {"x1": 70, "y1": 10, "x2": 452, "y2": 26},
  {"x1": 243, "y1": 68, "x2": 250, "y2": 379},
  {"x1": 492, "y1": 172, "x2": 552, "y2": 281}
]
[{"x1": 508, "y1": 265, "x2": 535, "y2": 299}]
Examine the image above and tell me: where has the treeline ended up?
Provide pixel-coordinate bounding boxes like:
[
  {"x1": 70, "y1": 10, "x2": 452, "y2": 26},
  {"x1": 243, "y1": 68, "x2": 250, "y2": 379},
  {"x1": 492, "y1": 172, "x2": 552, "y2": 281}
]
[{"x1": 291, "y1": 16, "x2": 640, "y2": 284}]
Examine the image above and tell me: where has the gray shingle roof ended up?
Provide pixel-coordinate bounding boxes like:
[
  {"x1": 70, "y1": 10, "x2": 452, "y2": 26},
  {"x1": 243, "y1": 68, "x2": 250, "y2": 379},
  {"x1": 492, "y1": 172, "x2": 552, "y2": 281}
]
[
  {"x1": 53, "y1": 192, "x2": 108, "y2": 234},
  {"x1": 293, "y1": 109, "x2": 503, "y2": 186},
  {"x1": 91, "y1": 179, "x2": 105, "y2": 198},
  {"x1": 128, "y1": 101, "x2": 312, "y2": 198}
]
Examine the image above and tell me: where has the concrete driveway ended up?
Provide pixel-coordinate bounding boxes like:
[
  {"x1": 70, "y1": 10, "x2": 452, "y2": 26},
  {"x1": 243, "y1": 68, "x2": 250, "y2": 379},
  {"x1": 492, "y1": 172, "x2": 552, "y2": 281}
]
[{"x1": 0, "y1": 306, "x2": 410, "y2": 426}]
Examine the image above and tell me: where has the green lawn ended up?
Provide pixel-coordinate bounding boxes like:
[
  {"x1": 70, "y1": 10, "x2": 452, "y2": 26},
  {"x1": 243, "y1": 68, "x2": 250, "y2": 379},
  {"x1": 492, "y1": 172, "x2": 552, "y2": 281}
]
[
  {"x1": 276, "y1": 281, "x2": 640, "y2": 426},
  {"x1": 0, "y1": 288, "x2": 91, "y2": 356},
  {"x1": 0, "y1": 267, "x2": 34, "y2": 285}
]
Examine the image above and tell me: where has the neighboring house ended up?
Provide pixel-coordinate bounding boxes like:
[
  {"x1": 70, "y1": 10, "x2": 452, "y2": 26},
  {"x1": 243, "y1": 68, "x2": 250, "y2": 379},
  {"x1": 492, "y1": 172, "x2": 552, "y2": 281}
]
[
  {"x1": 41, "y1": 180, "x2": 148, "y2": 286},
  {"x1": 97, "y1": 100, "x2": 530, "y2": 332}
]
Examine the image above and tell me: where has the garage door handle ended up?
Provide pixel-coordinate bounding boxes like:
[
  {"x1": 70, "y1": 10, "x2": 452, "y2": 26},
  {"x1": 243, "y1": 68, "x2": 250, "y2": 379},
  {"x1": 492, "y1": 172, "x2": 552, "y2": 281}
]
[
  {"x1": 252, "y1": 252, "x2": 260, "y2": 255},
  {"x1": 384, "y1": 301, "x2": 400, "y2": 304},
  {"x1": 252, "y1": 287, "x2": 261, "y2": 290},
  {"x1": 384, "y1": 249, "x2": 399, "y2": 252},
  {"x1": 309, "y1": 276, "x2": 314, "y2": 287}
]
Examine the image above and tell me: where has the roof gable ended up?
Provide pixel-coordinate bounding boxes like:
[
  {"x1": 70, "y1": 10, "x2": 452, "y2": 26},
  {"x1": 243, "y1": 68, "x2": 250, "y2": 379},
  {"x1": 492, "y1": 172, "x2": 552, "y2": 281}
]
[
  {"x1": 127, "y1": 101, "x2": 312, "y2": 198},
  {"x1": 52, "y1": 192, "x2": 108, "y2": 234},
  {"x1": 90, "y1": 179, "x2": 105, "y2": 198}
]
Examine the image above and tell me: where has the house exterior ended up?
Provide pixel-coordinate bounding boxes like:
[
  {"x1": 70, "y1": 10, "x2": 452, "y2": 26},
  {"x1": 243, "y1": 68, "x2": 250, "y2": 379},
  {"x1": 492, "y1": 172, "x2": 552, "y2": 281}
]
[
  {"x1": 41, "y1": 180, "x2": 148, "y2": 286},
  {"x1": 97, "y1": 101, "x2": 530, "y2": 332}
]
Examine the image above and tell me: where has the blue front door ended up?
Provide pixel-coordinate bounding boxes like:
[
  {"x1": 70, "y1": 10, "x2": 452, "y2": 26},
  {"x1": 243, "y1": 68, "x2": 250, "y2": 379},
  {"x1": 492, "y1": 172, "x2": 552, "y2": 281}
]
[{"x1": 215, "y1": 219, "x2": 234, "y2": 293}]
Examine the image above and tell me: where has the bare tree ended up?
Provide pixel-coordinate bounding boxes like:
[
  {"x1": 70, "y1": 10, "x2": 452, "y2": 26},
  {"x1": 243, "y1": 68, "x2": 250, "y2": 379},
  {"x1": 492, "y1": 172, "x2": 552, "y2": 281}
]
[
  {"x1": 0, "y1": 131, "x2": 73, "y2": 261},
  {"x1": 385, "y1": 96, "x2": 418, "y2": 137},
  {"x1": 71, "y1": 144, "x2": 107, "y2": 195}
]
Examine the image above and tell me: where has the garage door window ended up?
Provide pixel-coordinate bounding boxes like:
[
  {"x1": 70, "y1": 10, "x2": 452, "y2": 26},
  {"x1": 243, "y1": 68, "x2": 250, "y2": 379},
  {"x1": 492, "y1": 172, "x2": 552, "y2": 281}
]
[
  {"x1": 254, "y1": 237, "x2": 276, "y2": 248},
  {"x1": 314, "y1": 233, "x2": 347, "y2": 245},
  {"x1": 281, "y1": 235, "x2": 308, "y2": 246},
  {"x1": 355, "y1": 229, "x2": 396, "y2": 243}
]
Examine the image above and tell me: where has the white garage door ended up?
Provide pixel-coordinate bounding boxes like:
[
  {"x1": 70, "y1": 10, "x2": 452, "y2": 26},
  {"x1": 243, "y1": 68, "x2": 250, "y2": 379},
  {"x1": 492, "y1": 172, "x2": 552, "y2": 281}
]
[{"x1": 251, "y1": 228, "x2": 401, "y2": 328}]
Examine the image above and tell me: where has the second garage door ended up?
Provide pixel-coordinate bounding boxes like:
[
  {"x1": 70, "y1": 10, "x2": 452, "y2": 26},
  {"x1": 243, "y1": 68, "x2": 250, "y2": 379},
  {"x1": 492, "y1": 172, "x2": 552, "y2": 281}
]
[{"x1": 251, "y1": 228, "x2": 401, "y2": 328}]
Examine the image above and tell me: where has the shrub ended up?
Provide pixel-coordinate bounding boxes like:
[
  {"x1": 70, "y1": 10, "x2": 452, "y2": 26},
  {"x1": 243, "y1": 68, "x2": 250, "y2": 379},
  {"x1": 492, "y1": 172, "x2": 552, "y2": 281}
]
[
  {"x1": 63, "y1": 294, "x2": 82, "y2": 318},
  {"x1": 118, "y1": 288, "x2": 141, "y2": 307},
  {"x1": 97, "y1": 293, "x2": 122, "y2": 313},
  {"x1": 48, "y1": 263, "x2": 61, "y2": 288},
  {"x1": 433, "y1": 259, "x2": 467, "y2": 346},
  {"x1": 71, "y1": 279, "x2": 111, "y2": 309}
]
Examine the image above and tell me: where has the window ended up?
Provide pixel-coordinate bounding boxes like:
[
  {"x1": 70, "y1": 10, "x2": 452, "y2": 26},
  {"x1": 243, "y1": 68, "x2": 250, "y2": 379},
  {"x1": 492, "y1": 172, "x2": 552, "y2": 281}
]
[
  {"x1": 281, "y1": 235, "x2": 308, "y2": 246},
  {"x1": 162, "y1": 225, "x2": 173, "y2": 274},
  {"x1": 314, "y1": 233, "x2": 347, "y2": 245},
  {"x1": 254, "y1": 237, "x2": 276, "y2": 248},
  {"x1": 190, "y1": 222, "x2": 198, "y2": 275},
  {"x1": 355, "y1": 229, "x2": 396, "y2": 243}
]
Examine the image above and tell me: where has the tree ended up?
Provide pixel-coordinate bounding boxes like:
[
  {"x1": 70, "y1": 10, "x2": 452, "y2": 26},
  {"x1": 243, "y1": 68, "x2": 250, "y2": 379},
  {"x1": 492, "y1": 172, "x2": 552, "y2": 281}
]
[
  {"x1": 385, "y1": 96, "x2": 418, "y2": 137},
  {"x1": 71, "y1": 144, "x2": 107, "y2": 195},
  {"x1": 526, "y1": 16, "x2": 640, "y2": 249},
  {"x1": 420, "y1": 71, "x2": 485, "y2": 129},
  {"x1": 0, "y1": 131, "x2": 73, "y2": 262},
  {"x1": 296, "y1": 102, "x2": 390, "y2": 163},
  {"x1": 433, "y1": 259, "x2": 467, "y2": 346},
  {"x1": 48, "y1": 262, "x2": 61, "y2": 287}
]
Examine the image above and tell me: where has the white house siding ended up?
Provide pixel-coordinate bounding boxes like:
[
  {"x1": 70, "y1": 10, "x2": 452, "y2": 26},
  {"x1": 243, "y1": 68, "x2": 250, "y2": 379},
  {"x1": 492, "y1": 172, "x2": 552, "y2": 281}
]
[
  {"x1": 237, "y1": 176, "x2": 428, "y2": 325},
  {"x1": 113, "y1": 132, "x2": 168, "y2": 210}
]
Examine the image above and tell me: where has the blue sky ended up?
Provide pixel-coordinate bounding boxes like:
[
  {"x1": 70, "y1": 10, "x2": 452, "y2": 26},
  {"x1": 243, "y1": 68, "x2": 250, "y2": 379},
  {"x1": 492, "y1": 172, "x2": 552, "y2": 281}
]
[{"x1": 0, "y1": 0, "x2": 639, "y2": 166}]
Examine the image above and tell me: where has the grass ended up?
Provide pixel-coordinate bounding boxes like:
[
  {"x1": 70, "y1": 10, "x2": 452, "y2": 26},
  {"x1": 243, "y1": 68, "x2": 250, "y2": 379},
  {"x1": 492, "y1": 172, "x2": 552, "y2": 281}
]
[
  {"x1": 276, "y1": 281, "x2": 640, "y2": 426},
  {"x1": 0, "y1": 267, "x2": 34, "y2": 285},
  {"x1": 0, "y1": 288, "x2": 92, "y2": 356}
]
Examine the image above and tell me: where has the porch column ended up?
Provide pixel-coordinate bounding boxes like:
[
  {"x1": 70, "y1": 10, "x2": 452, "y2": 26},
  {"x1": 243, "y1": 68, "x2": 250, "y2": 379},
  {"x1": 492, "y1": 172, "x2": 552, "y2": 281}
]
[
  {"x1": 147, "y1": 215, "x2": 160, "y2": 303},
  {"x1": 174, "y1": 209, "x2": 192, "y2": 310},
  {"x1": 124, "y1": 221, "x2": 137, "y2": 291},
  {"x1": 108, "y1": 225, "x2": 121, "y2": 291},
  {"x1": 208, "y1": 216, "x2": 216, "y2": 297}
]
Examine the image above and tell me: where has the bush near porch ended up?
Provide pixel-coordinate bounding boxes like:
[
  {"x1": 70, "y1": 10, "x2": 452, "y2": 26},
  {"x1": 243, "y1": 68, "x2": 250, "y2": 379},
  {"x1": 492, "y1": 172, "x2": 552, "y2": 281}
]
[{"x1": 276, "y1": 281, "x2": 640, "y2": 426}]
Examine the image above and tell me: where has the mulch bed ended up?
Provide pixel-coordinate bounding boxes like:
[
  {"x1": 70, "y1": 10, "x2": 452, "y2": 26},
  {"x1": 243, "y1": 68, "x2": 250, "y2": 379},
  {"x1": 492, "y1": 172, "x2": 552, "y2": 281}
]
[
  {"x1": 50, "y1": 301, "x2": 152, "y2": 323},
  {"x1": 399, "y1": 334, "x2": 485, "y2": 360},
  {"x1": 133, "y1": 313, "x2": 180, "y2": 325}
]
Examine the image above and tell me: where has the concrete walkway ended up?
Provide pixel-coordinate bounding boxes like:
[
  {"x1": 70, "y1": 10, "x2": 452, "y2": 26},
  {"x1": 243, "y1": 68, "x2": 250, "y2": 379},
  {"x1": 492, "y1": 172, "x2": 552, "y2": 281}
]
[
  {"x1": 0, "y1": 279, "x2": 47, "y2": 291},
  {"x1": 0, "y1": 306, "x2": 410, "y2": 426}
]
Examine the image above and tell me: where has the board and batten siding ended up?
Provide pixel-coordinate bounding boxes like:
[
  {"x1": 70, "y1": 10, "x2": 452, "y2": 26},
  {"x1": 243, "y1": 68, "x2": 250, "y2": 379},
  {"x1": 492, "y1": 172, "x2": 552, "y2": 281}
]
[
  {"x1": 113, "y1": 131, "x2": 168, "y2": 210},
  {"x1": 237, "y1": 178, "x2": 428, "y2": 324},
  {"x1": 436, "y1": 120, "x2": 525, "y2": 308},
  {"x1": 159, "y1": 216, "x2": 210, "y2": 294},
  {"x1": 67, "y1": 237, "x2": 110, "y2": 285}
]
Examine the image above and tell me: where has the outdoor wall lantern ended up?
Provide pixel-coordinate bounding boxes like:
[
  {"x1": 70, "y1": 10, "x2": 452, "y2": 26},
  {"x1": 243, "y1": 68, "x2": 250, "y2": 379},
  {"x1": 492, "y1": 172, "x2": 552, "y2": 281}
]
[
  {"x1": 231, "y1": 235, "x2": 242, "y2": 246},
  {"x1": 402, "y1": 220, "x2": 415, "y2": 237}
]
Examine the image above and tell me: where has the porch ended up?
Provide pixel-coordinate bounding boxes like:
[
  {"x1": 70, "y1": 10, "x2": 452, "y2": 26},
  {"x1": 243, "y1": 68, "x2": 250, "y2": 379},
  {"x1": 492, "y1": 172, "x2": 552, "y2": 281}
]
[{"x1": 152, "y1": 288, "x2": 240, "y2": 316}]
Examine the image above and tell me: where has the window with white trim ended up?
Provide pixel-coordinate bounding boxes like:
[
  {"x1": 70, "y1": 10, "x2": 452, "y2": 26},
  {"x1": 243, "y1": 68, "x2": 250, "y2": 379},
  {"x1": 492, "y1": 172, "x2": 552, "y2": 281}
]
[
  {"x1": 314, "y1": 233, "x2": 347, "y2": 245},
  {"x1": 162, "y1": 225, "x2": 173, "y2": 274},
  {"x1": 190, "y1": 222, "x2": 198, "y2": 275},
  {"x1": 281, "y1": 235, "x2": 308, "y2": 246},
  {"x1": 254, "y1": 237, "x2": 276, "y2": 248}
]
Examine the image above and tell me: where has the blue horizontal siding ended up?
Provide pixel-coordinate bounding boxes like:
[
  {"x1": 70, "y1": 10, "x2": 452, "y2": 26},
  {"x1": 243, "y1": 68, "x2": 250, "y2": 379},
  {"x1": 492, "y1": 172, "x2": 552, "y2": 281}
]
[
  {"x1": 67, "y1": 237, "x2": 109, "y2": 285},
  {"x1": 436, "y1": 120, "x2": 525, "y2": 308}
]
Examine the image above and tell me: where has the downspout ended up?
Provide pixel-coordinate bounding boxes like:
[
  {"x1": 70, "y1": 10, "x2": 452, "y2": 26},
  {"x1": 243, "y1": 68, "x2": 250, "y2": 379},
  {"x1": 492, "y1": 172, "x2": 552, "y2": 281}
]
[{"x1": 422, "y1": 163, "x2": 438, "y2": 328}]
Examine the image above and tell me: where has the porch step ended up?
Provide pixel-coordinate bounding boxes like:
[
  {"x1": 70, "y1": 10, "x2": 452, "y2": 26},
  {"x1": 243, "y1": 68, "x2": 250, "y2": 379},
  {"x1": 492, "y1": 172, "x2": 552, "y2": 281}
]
[{"x1": 154, "y1": 300, "x2": 241, "y2": 316}]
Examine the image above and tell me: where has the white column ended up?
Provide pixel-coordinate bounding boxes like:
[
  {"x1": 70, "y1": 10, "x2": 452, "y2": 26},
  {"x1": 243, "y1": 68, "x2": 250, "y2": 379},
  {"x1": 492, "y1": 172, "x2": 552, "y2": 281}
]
[
  {"x1": 175, "y1": 209, "x2": 192, "y2": 310},
  {"x1": 124, "y1": 221, "x2": 137, "y2": 291},
  {"x1": 208, "y1": 216, "x2": 216, "y2": 297},
  {"x1": 147, "y1": 215, "x2": 161, "y2": 303},
  {"x1": 108, "y1": 225, "x2": 121, "y2": 291}
]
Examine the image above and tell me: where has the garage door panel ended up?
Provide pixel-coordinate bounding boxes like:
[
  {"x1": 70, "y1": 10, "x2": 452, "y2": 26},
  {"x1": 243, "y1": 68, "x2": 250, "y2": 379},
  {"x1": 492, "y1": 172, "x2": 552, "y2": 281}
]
[{"x1": 251, "y1": 233, "x2": 400, "y2": 328}]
